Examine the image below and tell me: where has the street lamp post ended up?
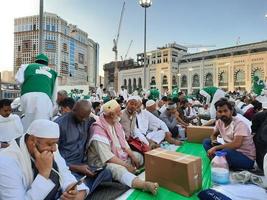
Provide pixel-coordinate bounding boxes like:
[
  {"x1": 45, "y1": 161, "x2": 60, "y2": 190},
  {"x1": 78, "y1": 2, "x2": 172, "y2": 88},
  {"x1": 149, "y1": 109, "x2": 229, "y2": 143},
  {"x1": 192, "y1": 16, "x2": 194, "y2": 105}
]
[
  {"x1": 139, "y1": 0, "x2": 152, "y2": 90},
  {"x1": 39, "y1": 0, "x2": 44, "y2": 54}
]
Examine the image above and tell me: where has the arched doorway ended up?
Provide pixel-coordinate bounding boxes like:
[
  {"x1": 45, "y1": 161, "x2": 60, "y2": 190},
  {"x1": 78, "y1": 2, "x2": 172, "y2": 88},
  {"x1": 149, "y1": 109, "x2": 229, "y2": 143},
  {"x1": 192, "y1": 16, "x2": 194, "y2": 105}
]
[
  {"x1": 181, "y1": 75, "x2": 188, "y2": 87},
  {"x1": 162, "y1": 75, "x2": 168, "y2": 85},
  {"x1": 252, "y1": 69, "x2": 263, "y2": 81},
  {"x1": 150, "y1": 76, "x2": 156, "y2": 88},
  {"x1": 234, "y1": 69, "x2": 245, "y2": 86},
  {"x1": 133, "y1": 78, "x2": 137, "y2": 91},
  {"x1": 138, "y1": 78, "x2": 142, "y2": 89},
  {"x1": 205, "y1": 73, "x2": 213, "y2": 86},
  {"x1": 192, "y1": 74, "x2": 200, "y2": 87},
  {"x1": 128, "y1": 79, "x2": 132, "y2": 94},
  {"x1": 218, "y1": 71, "x2": 228, "y2": 87}
]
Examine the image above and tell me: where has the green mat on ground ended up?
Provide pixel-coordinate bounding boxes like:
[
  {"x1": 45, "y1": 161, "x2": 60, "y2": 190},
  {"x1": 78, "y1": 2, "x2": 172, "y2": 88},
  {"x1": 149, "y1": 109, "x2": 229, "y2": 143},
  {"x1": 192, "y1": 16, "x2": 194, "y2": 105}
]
[{"x1": 127, "y1": 142, "x2": 212, "y2": 200}]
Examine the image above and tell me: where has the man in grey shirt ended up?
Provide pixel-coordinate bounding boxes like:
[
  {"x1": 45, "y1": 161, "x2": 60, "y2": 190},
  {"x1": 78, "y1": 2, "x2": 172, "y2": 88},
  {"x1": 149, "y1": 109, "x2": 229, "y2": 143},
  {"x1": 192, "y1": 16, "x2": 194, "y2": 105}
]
[
  {"x1": 55, "y1": 100, "x2": 112, "y2": 193},
  {"x1": 120, "y1": 96, "x2": 140, "y2": 140},
  {"x1": 159, "y1": 102, "x2": 181, "y2": 138}
]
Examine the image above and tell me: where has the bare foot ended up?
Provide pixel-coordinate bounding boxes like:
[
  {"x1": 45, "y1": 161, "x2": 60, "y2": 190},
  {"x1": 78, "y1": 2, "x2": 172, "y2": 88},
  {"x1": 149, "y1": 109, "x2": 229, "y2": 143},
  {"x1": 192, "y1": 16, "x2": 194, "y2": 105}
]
[{"x1": 144, "y1": 181, "x2": 159, "y2": 195}]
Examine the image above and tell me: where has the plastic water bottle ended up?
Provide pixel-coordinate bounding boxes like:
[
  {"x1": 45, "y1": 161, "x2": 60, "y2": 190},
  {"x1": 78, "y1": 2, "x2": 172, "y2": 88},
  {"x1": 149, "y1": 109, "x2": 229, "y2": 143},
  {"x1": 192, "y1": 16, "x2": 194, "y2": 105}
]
[
  {"x1": 211, "y1": 151, "x2": 230, "y2": 184},
  {"x1": 177, "y1": 125, "x2": 186, "y2": 140}
]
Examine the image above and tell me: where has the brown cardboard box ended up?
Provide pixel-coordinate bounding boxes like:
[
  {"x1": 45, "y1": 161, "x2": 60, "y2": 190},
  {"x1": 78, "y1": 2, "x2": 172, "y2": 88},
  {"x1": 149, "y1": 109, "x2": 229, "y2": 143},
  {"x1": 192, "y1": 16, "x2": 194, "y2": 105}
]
[
  {"x1": 145, "y1": 148, "x2": 202, "y2": 197},
  {"x1": 186, "y1": 126, "x2": 214, "y2": 143}
]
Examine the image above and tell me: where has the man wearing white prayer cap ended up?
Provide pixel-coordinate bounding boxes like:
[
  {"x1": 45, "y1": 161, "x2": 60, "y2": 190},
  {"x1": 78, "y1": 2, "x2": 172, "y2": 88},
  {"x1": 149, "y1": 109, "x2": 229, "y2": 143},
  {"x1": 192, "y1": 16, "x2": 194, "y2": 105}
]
[
  {"x1": 0, "y1": 119, "x2": 88, "y2": 200},
  {"x1": 87, "y1": 100, "x2": 159, "y2": 194},
  {"x1": 120, "y1": 96, "x2": 141, "y2": 139},
  {"x1": 145, "y1": 100, "x2": 160, "y2": 118},
  {"x1": 146, "y1": 99, "x2": 155, "y2": 107},
  {"x1": 134, "y1": 99, "x2": 182, "y2": 147}
]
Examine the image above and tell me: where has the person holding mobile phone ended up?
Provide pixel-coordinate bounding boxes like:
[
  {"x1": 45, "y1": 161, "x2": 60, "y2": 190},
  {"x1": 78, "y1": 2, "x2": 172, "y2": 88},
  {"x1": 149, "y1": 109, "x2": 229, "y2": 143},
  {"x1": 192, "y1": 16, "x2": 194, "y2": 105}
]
[
  {"x1": 0, "y1": 119, "x2": 88, "y2": 199},
  {"x1": 55, "y1": 100, "x2": 112, "y2": 194}
]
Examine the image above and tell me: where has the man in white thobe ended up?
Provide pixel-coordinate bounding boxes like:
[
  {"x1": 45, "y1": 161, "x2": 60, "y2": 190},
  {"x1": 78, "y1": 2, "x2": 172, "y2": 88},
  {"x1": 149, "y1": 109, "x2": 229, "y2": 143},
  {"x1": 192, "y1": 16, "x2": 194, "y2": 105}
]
[
  {"x1": 96, "y1": 84, "x2": 104, "y2": 100},
  {"x1": 0, "y1": 99, "x2": 23, "y2": 149},
  {"x1": 119, "y1": 86, "x2": 129, "y2": 101},
  {"x1": 0, "y1": 119, "x2": 88, "y2": 199},
  {"x1": 134, "y1": 100, "x2": 182, "y2": 147}
]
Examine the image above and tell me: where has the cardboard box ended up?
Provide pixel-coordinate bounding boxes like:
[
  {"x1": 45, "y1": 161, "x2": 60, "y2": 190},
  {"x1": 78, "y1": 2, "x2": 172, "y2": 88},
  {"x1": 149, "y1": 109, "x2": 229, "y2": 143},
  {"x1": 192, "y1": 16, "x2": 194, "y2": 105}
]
[
  {"x1": 145, "y1": 148, "x2": 202, "y2": 197},
  {"x1": 186, "y1": 126, "x2": 214, "y2": 143}
]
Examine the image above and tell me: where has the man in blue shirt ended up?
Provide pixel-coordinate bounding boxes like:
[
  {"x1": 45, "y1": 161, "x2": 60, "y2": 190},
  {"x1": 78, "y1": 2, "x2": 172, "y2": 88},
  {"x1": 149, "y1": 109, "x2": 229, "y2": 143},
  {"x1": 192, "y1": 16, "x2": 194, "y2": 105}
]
[{"x1": 55, "y1": 100, "x2": 112, "y2": 193}]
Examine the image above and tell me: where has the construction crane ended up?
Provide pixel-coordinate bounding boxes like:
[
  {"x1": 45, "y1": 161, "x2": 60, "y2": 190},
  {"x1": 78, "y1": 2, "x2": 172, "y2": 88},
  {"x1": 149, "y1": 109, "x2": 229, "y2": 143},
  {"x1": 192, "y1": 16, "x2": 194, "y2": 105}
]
[{"x1": 113, "y1": 1, "x2": 126, "y2": 92}]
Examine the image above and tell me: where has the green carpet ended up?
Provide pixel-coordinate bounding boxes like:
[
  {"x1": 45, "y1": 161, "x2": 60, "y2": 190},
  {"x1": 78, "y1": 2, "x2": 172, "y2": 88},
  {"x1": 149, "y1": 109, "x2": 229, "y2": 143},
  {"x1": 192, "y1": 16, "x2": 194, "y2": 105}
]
[{"x1": 127, "y1": 142, "x2": 212, "y2": 200}]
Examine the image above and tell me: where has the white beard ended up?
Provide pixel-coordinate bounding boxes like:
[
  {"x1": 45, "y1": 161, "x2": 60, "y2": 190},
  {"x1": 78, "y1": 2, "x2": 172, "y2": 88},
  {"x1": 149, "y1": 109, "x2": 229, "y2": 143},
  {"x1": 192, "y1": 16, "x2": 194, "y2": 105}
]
[{"x1": 114, "y1": 116, "x2": 121, "y2": 123}]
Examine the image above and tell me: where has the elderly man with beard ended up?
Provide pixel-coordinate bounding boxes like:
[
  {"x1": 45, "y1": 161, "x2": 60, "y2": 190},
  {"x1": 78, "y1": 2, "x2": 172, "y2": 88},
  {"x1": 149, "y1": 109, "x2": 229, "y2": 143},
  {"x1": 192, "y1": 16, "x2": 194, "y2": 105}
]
[
  {"x1": 203, "y1": 99, "x2": 256, "y2": 170},
  {"x1": 87, "y1": 100, "x2": 159, "y2": 195},
  {"x1": 134, "y1": 99, "x2": 182, "y2": 147},
  {"x1": 146, "y1": 100, "x2": 160, "y2": 118},
  {"x1": 0, "y1": 119, "x2": 88, "y2": 199},
  {"x1": 120, "y1": 96, "x2": 140, "y2": 140}
]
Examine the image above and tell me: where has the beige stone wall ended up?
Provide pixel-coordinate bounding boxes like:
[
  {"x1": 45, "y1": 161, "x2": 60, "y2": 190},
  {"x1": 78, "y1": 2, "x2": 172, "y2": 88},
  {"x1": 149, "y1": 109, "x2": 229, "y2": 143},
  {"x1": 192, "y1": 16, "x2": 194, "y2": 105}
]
[{"x1": 179, "y1": 51, "x2": 267, "y2": 93}]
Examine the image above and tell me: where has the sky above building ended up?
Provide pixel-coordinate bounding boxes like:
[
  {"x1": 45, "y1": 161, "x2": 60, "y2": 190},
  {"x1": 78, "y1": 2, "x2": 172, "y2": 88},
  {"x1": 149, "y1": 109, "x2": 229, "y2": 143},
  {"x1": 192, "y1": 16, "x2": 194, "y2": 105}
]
[{"x1": 1, "y1": 0, "x2": 267, "y2": 75}]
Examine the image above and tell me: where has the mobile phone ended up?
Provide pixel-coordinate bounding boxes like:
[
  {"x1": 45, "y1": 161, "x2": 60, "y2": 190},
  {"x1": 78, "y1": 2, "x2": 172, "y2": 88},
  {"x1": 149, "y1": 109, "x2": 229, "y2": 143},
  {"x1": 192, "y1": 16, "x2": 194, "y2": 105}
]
[
  {"x1": 94, "y1": 167, "x2": 104, "y2": 173},
  {"x1": 212, "y1": 141, "x2": 221, "y2": 146},
  {"x1": 68, "y1": 175, "x2": 87, "y2": 192}
]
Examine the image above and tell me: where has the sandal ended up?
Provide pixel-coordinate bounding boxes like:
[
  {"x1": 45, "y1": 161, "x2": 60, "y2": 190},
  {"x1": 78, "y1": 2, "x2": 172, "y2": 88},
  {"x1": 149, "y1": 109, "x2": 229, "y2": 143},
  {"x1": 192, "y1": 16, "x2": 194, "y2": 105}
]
[{"x1": 231, "y1": 171, "x2": 251, "y2": 184}]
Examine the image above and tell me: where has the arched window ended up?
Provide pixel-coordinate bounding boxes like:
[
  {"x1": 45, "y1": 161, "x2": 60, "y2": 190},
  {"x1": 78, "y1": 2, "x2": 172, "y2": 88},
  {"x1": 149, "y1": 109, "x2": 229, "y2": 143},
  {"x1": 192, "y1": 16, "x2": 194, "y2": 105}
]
[
  {"x1": 181, "y1": 75, "x2": 188, "y2": 87},
  {"x1": 205, "y1": 73, "x2": 213, "y2": 86},
  {"x1": 124, "y1": 79, "x2": 127, "y2": 88},
  {"x1": 252, "y1": 69, "x2": 263, "y2": 81},
  {"x1": 192, "y1": 74, "x2": 200, "y2": 87},
  {"x1": 138, "y1": 78, "x2": 142, "y2": 89},
  {"x1": 234, "y1": 69, "x2": 245, "y2": 86},
  {"x1": 128, "y1": 79, "x2": 132, "y2": 94},
  {"x1": 150, "y1": 76, "x2": 156, "y2": 86},
  {"x1": 162, "y1": 75, "x2": 168, "y2": 85},
  {"x1": 133, "y1": 78, "x2": 137, "y2": 90},
  {"x1": 218, "y1": 71, "x2": 228, "y2": 86}
]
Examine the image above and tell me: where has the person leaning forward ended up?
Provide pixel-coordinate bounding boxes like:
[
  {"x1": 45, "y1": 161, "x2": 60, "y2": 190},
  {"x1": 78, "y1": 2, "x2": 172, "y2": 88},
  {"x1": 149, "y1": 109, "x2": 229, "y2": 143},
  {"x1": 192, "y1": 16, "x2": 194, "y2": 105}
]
[{"x1": 0, "y1": 119, "x2": 88, "y2": 200}]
